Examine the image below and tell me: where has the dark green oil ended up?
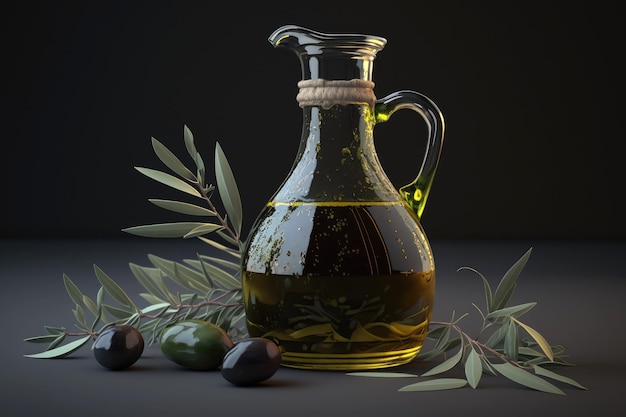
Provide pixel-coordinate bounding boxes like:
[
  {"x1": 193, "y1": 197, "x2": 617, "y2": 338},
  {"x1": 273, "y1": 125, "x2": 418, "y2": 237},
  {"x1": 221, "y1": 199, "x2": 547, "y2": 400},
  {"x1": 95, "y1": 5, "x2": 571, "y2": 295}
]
[{"x1": 242, "y1": 202, "x2": 435, "y2": 370}]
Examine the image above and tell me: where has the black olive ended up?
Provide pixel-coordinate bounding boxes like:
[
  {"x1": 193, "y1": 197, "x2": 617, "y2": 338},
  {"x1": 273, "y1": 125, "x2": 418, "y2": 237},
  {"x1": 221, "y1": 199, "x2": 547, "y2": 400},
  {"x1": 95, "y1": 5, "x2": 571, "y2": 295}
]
[
  {"x1": 92, "y1": 324, "x2": 144, "y2": 370},
  {"x1": 221, "y1": 338, "x2": 282, "y2": 386}
]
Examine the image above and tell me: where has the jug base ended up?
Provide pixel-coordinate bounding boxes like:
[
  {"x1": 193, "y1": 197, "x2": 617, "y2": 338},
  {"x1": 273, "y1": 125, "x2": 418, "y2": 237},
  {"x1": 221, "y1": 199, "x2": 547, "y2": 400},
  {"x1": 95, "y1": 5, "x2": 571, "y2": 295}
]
[{"x1": 279, "y1": 346, "x2": 421, "y2": 371}]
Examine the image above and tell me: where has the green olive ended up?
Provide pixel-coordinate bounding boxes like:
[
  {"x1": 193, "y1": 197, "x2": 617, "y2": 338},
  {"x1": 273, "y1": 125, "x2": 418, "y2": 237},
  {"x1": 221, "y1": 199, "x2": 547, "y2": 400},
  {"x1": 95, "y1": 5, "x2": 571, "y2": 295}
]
[{"x1": 159, "y1": 320, "x2": 234, "y2": 371}]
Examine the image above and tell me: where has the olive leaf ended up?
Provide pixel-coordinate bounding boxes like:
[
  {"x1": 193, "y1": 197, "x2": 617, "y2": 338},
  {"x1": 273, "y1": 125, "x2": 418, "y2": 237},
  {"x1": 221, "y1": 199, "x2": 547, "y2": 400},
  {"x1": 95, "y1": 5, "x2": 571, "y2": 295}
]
[
  {"x1": 24, "y1": 335, "x2": 92, "y2": 359},
  {"x1": 93, "y1": 265, "x2": 138, "y2": 312},
  {"x1": 504, "y1": 318, "x2": 519, "y2": 361},
  {"x1": 346, "y1": 372, "x2": 418, "y2": 378},
  {"x1": 129, "y1": 263, "x2": 163, "y2": 298},
  {"x1": 72, "y1": 304, "x2": 87, "y2": 329},
  {"x1": 464, "y1": 346, "x2": 483, "y2": 388},
  {"x1": 151, "y1": 137, "x2": 196, "y2": 182},
  {"x1": 184, "y1": 223, "x2": 224, "y2": 239},
  {"x1": 134, "y1": 167, "x2": 202, "y2": 198},
  {"x1": 492, "y1": 247, "x2": 532, "y2": 311},
  {"x1": 82, "y1": 295, "x2": 99, "y2": 316},
  {"x1": 492, "y1": 362, "x2": 565, "y2": 395},
  {"x1": 459, "y1": 266, "x2": 493, "y2": 312},
  {"x1": 420, "y1": 343, "x2": 464, "y2": 377},
  {"x1": 398, "y1": 378, "x2": 468, "y2": 392},
  {"x1": 215, "y1": 142, "x2": 243, "y2": 236},
  {"x1": 63, "y1": 274, "x2": 86, "y2": 307},
  {"x1": 486, "y1": 302, "x2": 536, "y2": 321},
  {"x1": 197, "y1": 236, "x2": 241, "y2": 258},
  {"x1": 532, "y1": 365, "x2": 587, "y2": 390},
  {"x1": 513, "y1": 318, "x2": 554, "y2": 361},
  {"x1": 24, "y1": 335, "x2": 61, "y2": 344},
  {"x1": 148, "y1": 199, "x2": 216, "y2": 216},
  {"x1": 122, "y1": 222, "x2": 210, "y2": 238},
  {"x1": 183, "y1": 124, "x2": 205, "y2": 180},
  {"x1": 44, "y1": 326, "x2": 66, "y2": 335}
]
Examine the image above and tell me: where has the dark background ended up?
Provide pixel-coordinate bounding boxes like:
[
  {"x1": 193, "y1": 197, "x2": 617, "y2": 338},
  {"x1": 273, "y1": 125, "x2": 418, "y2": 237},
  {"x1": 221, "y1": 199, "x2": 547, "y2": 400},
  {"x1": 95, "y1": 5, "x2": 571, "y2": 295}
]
[{"x1": 2, "y1": 1, "x2": 624, "y2": 241}]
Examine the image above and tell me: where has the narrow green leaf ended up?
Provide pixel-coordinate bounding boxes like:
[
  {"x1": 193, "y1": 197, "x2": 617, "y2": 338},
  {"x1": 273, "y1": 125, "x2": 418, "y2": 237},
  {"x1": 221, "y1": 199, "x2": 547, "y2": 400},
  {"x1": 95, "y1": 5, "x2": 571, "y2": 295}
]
[
  {"x1": 215, "y1": 142, "x2": 243, "y2": 236},
  {"x1": 198, "y1": 258, "x2": 241, "y2": 290},
  {"x1": 532, "y1": 365, "x2": 587, "y2": 390},
  {"x1": 125, "y1": 312, "x2": 141, "y2": 327},
  {"x1": 492, "y1": 362, "x2": 565, "y2": 395},
  {"x1": 465, "y1": 346, "x2": 483, "y2": 388},
  {"x1": 504, "y1": 319, "x2": 519, "y2": 361},
  {"x1": 89, "y1": 304, "x2": 103, "y2": 332},
  {"x1": 140, "y1": 302, "x2": 173, "y2": 315},
  {"x1": 102, "y1": 304, "x2": 133, "y2": 320},
  {"x1": 492, "y1": 248, "x2": 532, "y2": 310},
  {"x1": 47, "y1": 334, "x2": 66, "y2": 350},
  {"x1": 94, "y1": 264, "x2": 138, "y2": 311},
  {"x1": 424, "y1": 325, "x2": 447, "y2": 340},
  {"x1": 73, "y1": 304, "x2": 87, "y2": 327},
  {"x1": 151, "y1": 137, "x2": 196, "y2": 181},
  {"x1": 346, "y1": 372, "x2": 418, "y2": 378},
  {"x1": 129, "y1": 263, "x2": 163, "y2": 296},
  {"x1": 183, "y1": 125, "x2": 199, "y2": 165},
  {"x1": 150, "y1": 270, "x2": 179, "y2": 305},
  {"x1": 139, "y1": 292, "x2": 169, "y2": 305},
  {"x1": 184, "y1": 223, "x2": 224, "y2": 238},
  {"x1": 421, "y1": 343, "x2": 464, "y2": 377},
  {"x1": 82, "y1": 295, "x2": 98, "y2": 316},
  {"x1": 458, "y1": 266, "x2": 493, "y2": 312},
  {"x1": 195, "y1": 254, "x2": 241, "y2": 272},
  {"x1": 134, "y1": 167, "x2": 201, "y2": 197},
  {"x1": 183, "y1": 125, "x2": 205, "y2": 180},
  {"x1": 216, "y1": 229, "x2": 241, "y2": 247},
  {"x1": 148, "y1": 199, "x2": 216, "y2": 216},
  {"x1": 419, "y1": 325, "x2": 452, "y2": 361},
  {"x1": 96, "y1": 287, "x2": 104, "y2": 308},
  {"x1": 147, "y1": 254, "x2": 213, "y2": 292},
  {"x1": 513, "y1": 318, "x2": 554, "y2": 361},
  {"x1": 24, "y1": 335, "x2": 60, "y2": 343},
  {"x1": 24, "y1": 335, "x2": 91, "y2": 359},
  {"x1": 399, "y1": 378, "x2": 468, "y2": 392},
  {"x1": 480, "y1": 356, "x2": 498, "y2": 376},
  {"x1": 44, "y1": 326, "x2": 66, "y2": 335},
  {"x1": 197, "y1": 236, "x2": 241, "y2": 258},
  {"x1": 471, "y1": 303, "x2": 487, "y2": 322},
  {"x1": 63, "y1": 274, "x2": 84, "y2": 306},
  {"x1": 123, "y1": 222, "x2": 208, "y2": 238},
  {"x1": 486, "y1": 302, "x2": 536, "y2": 321},
  {"x1": 484, "y1": 321, "x2": 509, "y2": 348},
  {"x1": 518, "y1": 346, "x2": 545, "y2": 358}
]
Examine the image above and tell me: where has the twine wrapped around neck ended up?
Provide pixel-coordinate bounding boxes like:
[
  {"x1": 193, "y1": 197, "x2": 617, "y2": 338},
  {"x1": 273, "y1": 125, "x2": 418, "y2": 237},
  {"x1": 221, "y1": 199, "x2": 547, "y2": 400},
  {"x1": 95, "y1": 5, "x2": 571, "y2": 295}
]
[{"x1": 296, "y1": 79, "x2": 376, "y2": 109}]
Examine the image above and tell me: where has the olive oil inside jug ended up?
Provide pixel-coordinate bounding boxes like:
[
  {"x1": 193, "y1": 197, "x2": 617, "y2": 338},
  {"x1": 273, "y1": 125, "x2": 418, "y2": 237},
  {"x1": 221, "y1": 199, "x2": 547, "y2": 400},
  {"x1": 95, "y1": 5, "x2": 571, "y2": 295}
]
[{"x1": 241, "y1": 25, "x2": 444, "y2": 370}]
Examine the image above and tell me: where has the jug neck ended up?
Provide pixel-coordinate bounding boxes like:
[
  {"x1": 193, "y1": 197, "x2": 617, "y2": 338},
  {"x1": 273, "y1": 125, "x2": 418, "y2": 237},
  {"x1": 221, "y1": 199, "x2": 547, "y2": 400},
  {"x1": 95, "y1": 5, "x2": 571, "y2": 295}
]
[
  {"x1": 270, "y1": 104, "x2": 402, "y2": 205},
  {"x1": 268, "y1": 25, "x2": 386, "y2": 81}
]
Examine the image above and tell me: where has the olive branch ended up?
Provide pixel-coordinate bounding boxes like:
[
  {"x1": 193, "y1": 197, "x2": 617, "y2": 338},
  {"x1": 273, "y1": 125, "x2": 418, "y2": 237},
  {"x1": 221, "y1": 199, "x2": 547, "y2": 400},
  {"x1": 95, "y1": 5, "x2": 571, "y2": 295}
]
[
  {"x1": 347, "y1": 248, "x2": 587, "y2": 395},
  {"x1": 23, "y1": 125, "x2": 247, "y2": 358}
]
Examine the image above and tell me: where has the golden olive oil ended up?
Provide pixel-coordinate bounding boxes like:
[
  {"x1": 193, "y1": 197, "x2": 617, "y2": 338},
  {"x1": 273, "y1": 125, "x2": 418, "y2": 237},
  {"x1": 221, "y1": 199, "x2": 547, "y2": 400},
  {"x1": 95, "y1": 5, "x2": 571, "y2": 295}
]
[{"x1": 242, "y1": 203, "x2": 435, "y2": 370}]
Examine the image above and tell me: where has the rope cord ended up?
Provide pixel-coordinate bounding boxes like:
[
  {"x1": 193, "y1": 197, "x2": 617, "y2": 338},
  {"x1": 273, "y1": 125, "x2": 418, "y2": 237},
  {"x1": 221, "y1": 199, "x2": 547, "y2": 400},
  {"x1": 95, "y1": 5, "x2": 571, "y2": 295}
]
[{"x1": 296, "y1": 79, "x2": 376, "y2": 109}]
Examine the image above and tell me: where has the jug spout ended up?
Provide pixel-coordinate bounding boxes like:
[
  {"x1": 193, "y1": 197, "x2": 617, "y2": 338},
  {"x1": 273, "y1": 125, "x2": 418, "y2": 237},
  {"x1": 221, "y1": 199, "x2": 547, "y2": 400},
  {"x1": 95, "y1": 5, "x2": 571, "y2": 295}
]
[
  {"x1": 269, "y1": 25, "x2": 386, "y2": 55},
  {"x1": 268, "y1": 25, "x2": 387, "y2": 81}
]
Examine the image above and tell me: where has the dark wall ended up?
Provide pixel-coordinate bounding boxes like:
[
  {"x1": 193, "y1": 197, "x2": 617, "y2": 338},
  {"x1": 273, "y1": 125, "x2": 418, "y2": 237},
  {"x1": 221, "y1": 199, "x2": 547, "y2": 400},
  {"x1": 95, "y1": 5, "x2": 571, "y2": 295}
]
[{"x1": 2, "y1": 1, "x2": 624, "y2": 241}]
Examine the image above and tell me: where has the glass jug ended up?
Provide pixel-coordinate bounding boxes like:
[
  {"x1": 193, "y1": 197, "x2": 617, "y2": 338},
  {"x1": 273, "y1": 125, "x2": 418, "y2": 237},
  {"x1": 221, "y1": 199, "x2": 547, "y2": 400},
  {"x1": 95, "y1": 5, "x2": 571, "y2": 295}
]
[{"x1": 241, "y1": 25, "x2": 445, "y2": 370}]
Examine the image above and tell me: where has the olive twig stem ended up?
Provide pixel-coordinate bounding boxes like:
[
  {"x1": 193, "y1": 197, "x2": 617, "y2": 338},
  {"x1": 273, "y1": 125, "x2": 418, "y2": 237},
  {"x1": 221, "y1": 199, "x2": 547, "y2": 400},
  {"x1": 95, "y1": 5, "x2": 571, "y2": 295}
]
[
  {"x1": 197, "y1": 179, "x2": 242, "y2": 251},
  {"x1": 430, "y1": 320, "x2": 528, "y2": 369}
]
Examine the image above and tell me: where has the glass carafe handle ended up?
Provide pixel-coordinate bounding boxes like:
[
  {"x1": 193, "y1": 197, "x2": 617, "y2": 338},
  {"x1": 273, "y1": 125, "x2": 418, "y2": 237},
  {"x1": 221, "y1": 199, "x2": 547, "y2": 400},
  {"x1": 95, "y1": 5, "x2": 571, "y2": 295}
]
[{"x1": 374, "y1": 91, "x2": 445, "y2": 219}]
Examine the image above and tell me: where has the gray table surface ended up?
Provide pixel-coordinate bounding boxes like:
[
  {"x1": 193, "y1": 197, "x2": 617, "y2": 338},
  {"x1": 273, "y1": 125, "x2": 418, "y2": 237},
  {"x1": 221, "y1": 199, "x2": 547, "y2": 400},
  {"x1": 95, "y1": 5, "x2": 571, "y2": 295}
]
[{"x1": 1, "y1": 238, "x2": 623, "y2": 416}]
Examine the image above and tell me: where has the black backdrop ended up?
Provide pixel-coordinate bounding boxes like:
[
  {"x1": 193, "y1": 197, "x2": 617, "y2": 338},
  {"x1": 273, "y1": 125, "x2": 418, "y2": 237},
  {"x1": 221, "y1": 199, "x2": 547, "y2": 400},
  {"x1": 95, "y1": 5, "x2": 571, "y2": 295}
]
[{"x1": 2, "y1": 1, "x2": 624, "y2": 241}]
